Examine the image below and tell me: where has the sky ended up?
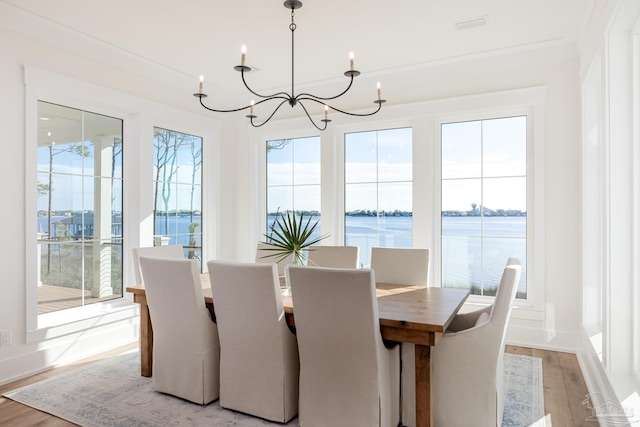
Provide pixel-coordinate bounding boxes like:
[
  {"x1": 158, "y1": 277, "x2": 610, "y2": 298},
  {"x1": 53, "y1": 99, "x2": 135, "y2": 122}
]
[
  {"x1": 267, "y1": 117, "x2": 527, "y2": 215},
  {"x1": 39, "y1": 116, "x2": 527, "y2": 215}
]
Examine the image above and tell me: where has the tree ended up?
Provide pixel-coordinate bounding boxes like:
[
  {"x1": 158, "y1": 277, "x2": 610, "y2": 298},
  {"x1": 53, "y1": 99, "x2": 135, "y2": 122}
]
[
  {"x1": 266, "y1": 139, "x2": 291, "y2": 152},
  {"x1": 154, "y1": 129, "x2": 191, "y2": 236}
]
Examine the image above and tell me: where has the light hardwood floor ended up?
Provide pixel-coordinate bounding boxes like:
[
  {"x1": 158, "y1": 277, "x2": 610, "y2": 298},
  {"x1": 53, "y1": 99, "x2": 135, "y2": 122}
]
[{"x1": 0, "y1": 344, "x2": 596, "y2": 426}]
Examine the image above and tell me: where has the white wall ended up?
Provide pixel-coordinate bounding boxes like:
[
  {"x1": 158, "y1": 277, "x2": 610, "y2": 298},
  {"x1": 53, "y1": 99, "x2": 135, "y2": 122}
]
[
  {"x1": 578, "y1": 0, "x2": 640, "y2": 421},
  {"x1": 0, "y1": 12, "x2": 584, "y2": 385}
]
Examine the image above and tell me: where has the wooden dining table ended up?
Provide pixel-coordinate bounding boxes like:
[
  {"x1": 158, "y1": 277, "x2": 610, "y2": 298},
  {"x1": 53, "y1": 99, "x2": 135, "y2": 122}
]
[{"x1": 126, "y1": 274, "x2": 468, "y2": 427}]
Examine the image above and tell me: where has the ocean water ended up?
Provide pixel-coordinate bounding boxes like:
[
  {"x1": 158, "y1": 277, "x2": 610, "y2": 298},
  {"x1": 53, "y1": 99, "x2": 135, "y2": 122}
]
[
  {"x1": 268, "y1": 214, "x2": 527, "y2": 296},
  {"x1": 39, "y1": 214, "x2": 526, "y2": 296}
]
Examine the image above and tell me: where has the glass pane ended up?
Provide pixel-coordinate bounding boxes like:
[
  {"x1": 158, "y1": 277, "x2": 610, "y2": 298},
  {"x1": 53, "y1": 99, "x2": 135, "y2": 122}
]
[
  {"x1": 441, "y1": 116, "x2": 528, "y2": 300},
  {"x1": 483, "y1": 177, "x2": 526, "y2": 216},
  {"x1": 153, "y1": 126, "x2": 203, "y2": 267},
  {"x1": 441, "y1": 178, "x2": 482, "y2": 218},
  {"x1": 266, "y1": 136, "x2": 320, "y2": 237},
  {"x1": 442, "y1": 236, "x2": 482, "y2": 291},
  {"x1": 293, "y1": 184, "x2": 321, "y2": 213},
  {"x1": 345, "y1": 183, "x2": 378, "y2": 267},
  {"x1": 378, "y1": 128, "x2": 412, "y2": 182},
  {"x1": 441, "y1": 121, "x2": 482, "y2": 179},
  {"x1": 378, "y1": 182, "x2": 412, "y2": 213},
  {"x1": 37, "y1": 101, "x2": 123, "y2": 314},
  {"x1": 345, "y1": 128, "x2": 413, "y2": 266},
  {"x1": 481, "y1": 237, "x2": 527, "y2": 297},
  {"x1": 345, "y1": 183, "x2": 377, "y2": 214},
  {"x1": 267, "y1": 186, "x2": 293, "y2": 216},
  {"x1": 112, "y1": 138, "x2": 123, "y2": 180},
  {"x1": 442, "y1": 215, "x2": 483, "y2": 238},
  {"x1": 483, "y1": 116, "x2": 527, "y2": 177},
  {"x1": 345, "y1": 131, "x2": 377, "y2": 183},
  {"x1": 293, "y1": 137, "x2": 320, "y2": 185},
  {"x1": 267, "y1": 139, "x2": 293, "y2": 186}
]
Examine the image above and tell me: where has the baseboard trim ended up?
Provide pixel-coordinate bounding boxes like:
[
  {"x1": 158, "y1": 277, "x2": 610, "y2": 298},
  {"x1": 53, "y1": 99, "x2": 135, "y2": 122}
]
[
  {"x1": 576, "y1": 329, "x2": 639, "y2": 426},
  {"x1": 505, "y1": 323, "x2": 579, "y2": 353}
]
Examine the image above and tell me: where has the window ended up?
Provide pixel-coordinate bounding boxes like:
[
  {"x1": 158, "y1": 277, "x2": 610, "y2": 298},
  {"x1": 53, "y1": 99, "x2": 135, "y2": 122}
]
[
  {"x1": 265, "y1": 136, "x2": 321, "y2": 238},
  {"x1": 36, "y1": 101, "x2": 123, "y2": 314},
  {"x1": 441, "y1": 116, "x2": 527, "y2": 298},
  {"x1": 344, "y1": 127, "x2": 413, "y2": 267},
  {"x1": 153, "y1": 127, "x2": 203, "y2": 266}
]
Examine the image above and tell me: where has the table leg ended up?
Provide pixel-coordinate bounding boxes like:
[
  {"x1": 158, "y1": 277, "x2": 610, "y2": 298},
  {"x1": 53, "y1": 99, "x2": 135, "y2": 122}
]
[
  {"x1": 415, "y1": 344, "x2": 433, "y2": 427},
  {"x1": 139, "y1": 303, "x2": 153, "y2": 377}
]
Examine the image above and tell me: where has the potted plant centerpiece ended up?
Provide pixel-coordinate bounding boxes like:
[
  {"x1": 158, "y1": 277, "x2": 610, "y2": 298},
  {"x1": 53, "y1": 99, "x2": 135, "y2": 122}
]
[{"x1": 261, "y1": 210, "x2": 328, "y2": 294}]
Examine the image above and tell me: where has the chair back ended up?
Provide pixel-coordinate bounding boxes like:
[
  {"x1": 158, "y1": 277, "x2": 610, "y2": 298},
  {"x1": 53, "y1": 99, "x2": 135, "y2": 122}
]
[
  {"x1": 255, "y1": 242, "x2": 294, "y2": 275},
  {"x1": 306, "y1": 245, "x2": 360, "y2": 268},
  {"x1": 492, "y1": 257, "x2": 521, "y2": 426},
  {"x1": 132, "y1": 244, "x2": 184, "y2": 284},
  {"x1": 207, "y1": 260, "x2": 298, "y2": 422},
  {"x1": 138, "y1": 256, "x2": 219, "y2": 404},
  {"x1": 289, "y1": 266, "x2": 398, "y2": 426},
  {"x1": 370, "y1": 247, "x2": 430, "y2": 286}
]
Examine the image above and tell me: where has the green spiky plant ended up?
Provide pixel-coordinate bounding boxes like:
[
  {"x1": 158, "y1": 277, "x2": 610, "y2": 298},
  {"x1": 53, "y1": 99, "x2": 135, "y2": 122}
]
[{"x1": 261, "y1": 211, "x2": 328, "y2": 265}]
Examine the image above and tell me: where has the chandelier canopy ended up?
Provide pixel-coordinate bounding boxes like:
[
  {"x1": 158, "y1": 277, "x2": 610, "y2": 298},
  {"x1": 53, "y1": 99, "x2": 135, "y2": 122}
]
[{"x1": 193, "y1": 0, "x2": 386, "y2": 131}]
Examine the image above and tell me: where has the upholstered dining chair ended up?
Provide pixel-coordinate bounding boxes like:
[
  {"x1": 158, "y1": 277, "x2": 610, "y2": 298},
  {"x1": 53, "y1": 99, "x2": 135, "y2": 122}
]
[
  {"x1": 255, "y1": 242, "x2": 294, "y2": 275},
  {"x1": 288, "y1": 266, "x2": 400, "y2": 427},
  {"x1": 132, "y1": 244, "x2": 184, "y2": 284},
  {"x1": 138, "y1": 256, "x2": 220, "y2": 405},
  {"x1": 431, "y1": 257, "x2": 522, "y2": 427},
  {"x1": 306, "y1": 245, "x2": 360, "y2": 268},
  {"x1": 207, "y1": 261, "x2": 299, "y2": 422},
  {"x1": 369, "y1": 247, "x2": 430, "y2": 285},
  {"x1": 370, "y1": 246, "x2": 429, "y2": 427}
]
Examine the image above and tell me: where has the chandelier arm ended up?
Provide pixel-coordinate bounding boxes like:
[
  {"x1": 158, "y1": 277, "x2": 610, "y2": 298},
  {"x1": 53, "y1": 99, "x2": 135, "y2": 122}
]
[
  {"x1": 297, "y1": 96, "x2": 385, "y2": 117},
  {"x1": 249, "y1": 99, "x2": 291, "y2": 128},
  {"x1": 240, "y1": 70, "x2": 292, "y2": 100},
  {"x1": 296, "y1": 100, "x2": 329, "y2": 131},
  {"x1": 294, "y1": 74, "x2": 355, "y2": 102},
  {"x1": 197, "y1": 95, "x2": 254, "y2": 113}
]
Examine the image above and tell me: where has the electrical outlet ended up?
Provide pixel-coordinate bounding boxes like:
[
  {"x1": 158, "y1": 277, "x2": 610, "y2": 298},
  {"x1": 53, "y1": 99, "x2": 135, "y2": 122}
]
[{"x1": 0, "y1": 330, "x2": 11, "y2": 346}]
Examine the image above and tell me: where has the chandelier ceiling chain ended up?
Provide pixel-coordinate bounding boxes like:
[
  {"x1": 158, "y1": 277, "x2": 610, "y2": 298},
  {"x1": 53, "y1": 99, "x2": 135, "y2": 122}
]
[{"x1": 193, "y1": 0, "x2": 386, "y2": 131}]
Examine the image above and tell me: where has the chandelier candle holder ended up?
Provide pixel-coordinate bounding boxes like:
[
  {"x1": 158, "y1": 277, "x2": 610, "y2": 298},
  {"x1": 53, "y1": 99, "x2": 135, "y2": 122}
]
[{"x1": 193, "y1": 0, "x2": 386, "y2": 131}]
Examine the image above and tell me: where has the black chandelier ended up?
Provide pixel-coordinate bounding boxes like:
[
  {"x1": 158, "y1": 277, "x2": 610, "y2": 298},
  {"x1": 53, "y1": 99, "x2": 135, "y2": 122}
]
[{"x1": 193, "y1": 0, "x2": 386, "y2": 131}]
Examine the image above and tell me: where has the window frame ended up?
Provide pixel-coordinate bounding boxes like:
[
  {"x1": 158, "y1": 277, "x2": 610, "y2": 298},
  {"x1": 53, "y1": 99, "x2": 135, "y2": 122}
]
[
  {"x1": 25, "y1": 67, "x2": 135, "y2": 342},
  {"x1": 343, "y1": 126, "x2": 414, "y2": 268},
  {"x1": 433, "y1": 97, "x2": 545, "y2": 317},
  {"x1": 265, "y1": 135, "x2": 322, "y2": 232},
  {"x1": 151, "y1": 126, "x2": 204, "y2": 268}
]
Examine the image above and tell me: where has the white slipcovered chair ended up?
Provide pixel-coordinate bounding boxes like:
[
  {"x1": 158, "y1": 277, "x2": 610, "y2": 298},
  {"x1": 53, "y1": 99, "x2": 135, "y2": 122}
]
[
  {"x1": 207, "y1": 261, "x2": 299, "y2": 422},
  {"x1": 432, "y1": 257, "x2": 522, "y2": 427},
  {"x1": 370, "y1": 246, "x2": 429, "y2": 427},
  {"x1": 255, "y1": 242, "x2": 294, "y2": 275},
  {"x1": 132, "y1": 244, "x2": 184, "y2": 284},
  {"x1": 306, "y1": 245, "x2": 360, "y2": 268},
  {"x1": 288, "y1": 266, "x2": 400, "y2": 427},
  {"x1": 138, "y1": 256, "x2": 220, "y2": 404},
  {"x1": 370, "y1": 247, "x2": 429, "y2": 285}
]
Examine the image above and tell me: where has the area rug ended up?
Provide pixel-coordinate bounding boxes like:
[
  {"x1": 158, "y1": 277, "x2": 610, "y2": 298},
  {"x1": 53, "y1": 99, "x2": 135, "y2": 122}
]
[{"x1": 4, "y1": 352, "x2": 544, "y2": 426}]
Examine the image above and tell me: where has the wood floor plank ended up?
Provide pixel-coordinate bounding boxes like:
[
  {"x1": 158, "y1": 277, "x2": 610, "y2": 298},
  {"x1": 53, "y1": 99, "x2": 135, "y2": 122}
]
[
  {"x1": 532, "y1": 348, "x2": 573, "y2": 427},
  {"x1": 505, "y1": 344, "x2": 532, "y2": 356},
  {"x1": 558, "y1": 351, "x2": 595, "y2": 427}
]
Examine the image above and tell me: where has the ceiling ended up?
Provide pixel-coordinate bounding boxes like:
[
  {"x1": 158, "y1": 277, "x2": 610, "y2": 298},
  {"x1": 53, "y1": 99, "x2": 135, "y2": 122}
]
[{"x1": 2, "y1": 0, "x2": 592, "y2": 113}]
